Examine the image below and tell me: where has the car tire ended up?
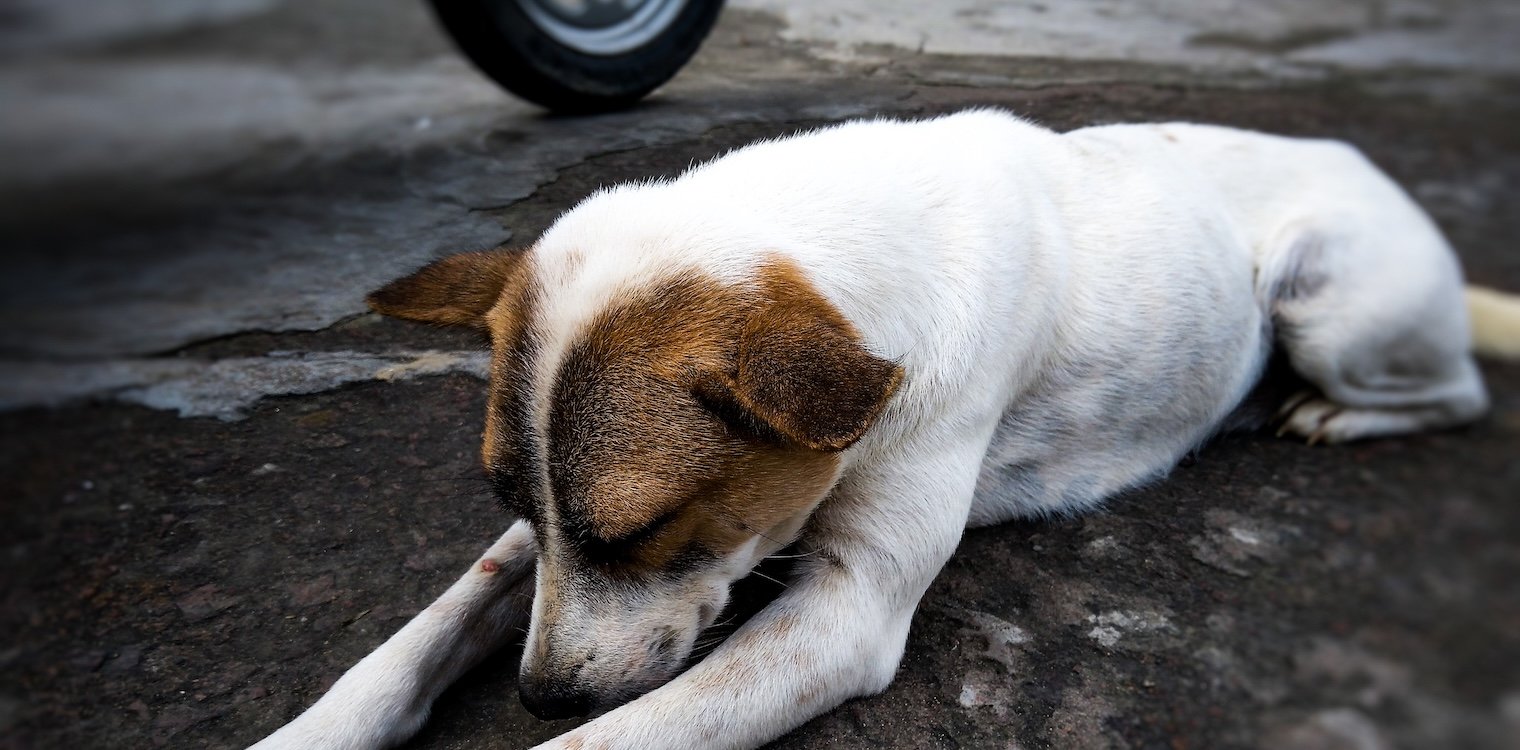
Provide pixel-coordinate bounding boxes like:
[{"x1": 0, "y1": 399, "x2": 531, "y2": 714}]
[{"x1": 428, "y1": 0, "x2": 726, "y2": 114}]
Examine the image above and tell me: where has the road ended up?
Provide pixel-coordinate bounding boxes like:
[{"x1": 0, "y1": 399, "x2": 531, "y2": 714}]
[{"x1": 2, "y1": 1, "x2": 1518, "y2": 748}]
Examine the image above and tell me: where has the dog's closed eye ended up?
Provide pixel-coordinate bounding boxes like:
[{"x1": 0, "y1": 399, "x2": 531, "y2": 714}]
[{"x1": 571, "y1": 506, "x2": 683, "y2": 562}]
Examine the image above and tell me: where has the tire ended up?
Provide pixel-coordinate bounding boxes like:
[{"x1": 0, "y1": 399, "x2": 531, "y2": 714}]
[{"x1": 428, "y1": 0, "x2": 726, "y2": 114}]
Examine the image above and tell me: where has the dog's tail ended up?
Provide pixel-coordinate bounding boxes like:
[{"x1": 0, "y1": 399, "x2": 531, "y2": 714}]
[{"x1": 1467, "y1": 286, "x2": 1520, "y2": 359}]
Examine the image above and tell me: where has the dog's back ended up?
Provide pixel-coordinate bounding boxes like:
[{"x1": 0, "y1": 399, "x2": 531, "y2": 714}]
[{"x1": 1049, "y1": 121, "x2": 1486, "y2": 449}]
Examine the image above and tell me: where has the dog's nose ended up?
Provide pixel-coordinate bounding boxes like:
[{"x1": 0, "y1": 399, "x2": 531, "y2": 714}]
[{"x1": 518, "y1": 677, "x2": 594, "y2": 720}]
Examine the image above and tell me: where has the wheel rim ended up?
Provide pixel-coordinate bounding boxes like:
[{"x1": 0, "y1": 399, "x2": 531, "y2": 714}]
[{"x1": 515, "y1": 0, "x2": 690, "y2": 56}]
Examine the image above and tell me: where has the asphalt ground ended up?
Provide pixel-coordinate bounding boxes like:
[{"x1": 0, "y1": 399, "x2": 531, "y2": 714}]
[{"x1": 3, "y1": 2, "x2": 1519, "y2": 748}]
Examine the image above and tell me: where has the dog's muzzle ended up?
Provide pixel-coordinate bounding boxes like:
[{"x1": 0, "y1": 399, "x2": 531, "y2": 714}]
[{"x1": 518, "y1": 674, "x2": 595, "y2": 720}]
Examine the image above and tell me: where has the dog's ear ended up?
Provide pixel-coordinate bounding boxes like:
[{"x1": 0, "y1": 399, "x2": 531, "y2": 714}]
[
  {"x1": 696, "y1": 274, "x2": 903, "y2": 453},
  {"x1": 367, "y1": 249, "x2": 527, "y2": 330}
]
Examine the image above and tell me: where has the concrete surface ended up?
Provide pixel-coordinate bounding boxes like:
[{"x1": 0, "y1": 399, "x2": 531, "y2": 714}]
[
  {"x1": 2, "y1": 1, "x2": 1519, "y2": 748},
  {"x1": 732, "y1": 0, "x2": 1520, "y2": 75}
]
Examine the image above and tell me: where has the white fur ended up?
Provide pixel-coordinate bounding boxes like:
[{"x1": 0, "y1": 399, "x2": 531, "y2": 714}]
[{"x1": 253, "y1": 110, "x2": 1500, "y2": 750}]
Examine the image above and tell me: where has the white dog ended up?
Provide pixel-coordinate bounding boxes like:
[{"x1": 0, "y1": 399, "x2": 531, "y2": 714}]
[{"x1": 252, "y1": 109, "x2": 1520, "y2": 750}]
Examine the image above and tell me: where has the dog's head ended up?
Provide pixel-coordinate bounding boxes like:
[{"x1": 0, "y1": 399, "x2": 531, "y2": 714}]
[{"x1": 367, "y1": 238, "x2": 901, "y2": 718}]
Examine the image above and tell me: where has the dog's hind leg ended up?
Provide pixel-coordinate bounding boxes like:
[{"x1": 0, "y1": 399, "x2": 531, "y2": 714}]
[
  {"x1": 250, "y1": 522, "x2": 538, "y2": 750},
  {"x1": 1264, "y1": 220, "x2": 1489, "y2": 444}
]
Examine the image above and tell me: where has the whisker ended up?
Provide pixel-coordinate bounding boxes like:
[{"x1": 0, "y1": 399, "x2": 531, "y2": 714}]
[
  {"x1": 690, "y1": 636, "x2": 730, "y2": 659},
  {"x1": 748, "y1": 570, "x2": 790, "y2": 589},
  {"x1": 764, "y1": 549, "x2": 819, "y2": 560},
  {"x1": 750, "y1": 528, "x2": 793, "y2": 549},
  {"x1": 713, "y1": 507, "x2": 796, "y2": 551}
]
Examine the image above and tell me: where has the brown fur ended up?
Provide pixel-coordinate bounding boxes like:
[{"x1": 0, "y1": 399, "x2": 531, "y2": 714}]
[
  {"x1": 366, "y1": 248, "x2": 531, "y2": 330},
  {"x1": 712, "y1": 259, "x2": 904, "y2": 452},
  {"x1": 369, "y1": 250, "x2": 901, "y2": 577},
  {"x1": 543, "y1": 256, "x2": 903, "y2": 574},
  {"x1": 479, "y1": 275, "x2": 541, "y2": 479},
  {"x1": 365, "y1": 248, "x2": 541, "y2": 479}
]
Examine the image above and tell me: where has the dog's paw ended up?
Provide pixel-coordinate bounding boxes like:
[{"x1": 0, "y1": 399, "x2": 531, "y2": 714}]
[
  {"x1": 1275, "y1": 392, "x2": 1349, "y2": 445},
  {"x1": 1274, "y1": 393, "x2": 1446, "y2": 445}
]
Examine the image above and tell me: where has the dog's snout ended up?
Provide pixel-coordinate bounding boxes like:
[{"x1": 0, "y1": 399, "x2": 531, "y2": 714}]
[{"x1": 518, "y1": 676, "x2": 594, "y2": 720}]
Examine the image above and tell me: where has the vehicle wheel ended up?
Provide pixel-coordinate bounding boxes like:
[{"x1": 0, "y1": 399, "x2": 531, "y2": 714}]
[{"x1": 428, "y1": 0, "x2": 726, "y2": 114}]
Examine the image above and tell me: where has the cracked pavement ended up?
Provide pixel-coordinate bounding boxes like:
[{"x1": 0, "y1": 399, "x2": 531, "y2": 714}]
[{"x1": 2, "y1": 1, "x2": 1519, "y2": 748}]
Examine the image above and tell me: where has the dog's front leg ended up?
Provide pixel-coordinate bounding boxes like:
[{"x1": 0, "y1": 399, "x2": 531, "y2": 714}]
[
  {"x1": 535, "y1": 447, "x2": 982, "y2": 750},
  {"x1": 252, "y1": 521, "x2": 538, "y2": 750}
]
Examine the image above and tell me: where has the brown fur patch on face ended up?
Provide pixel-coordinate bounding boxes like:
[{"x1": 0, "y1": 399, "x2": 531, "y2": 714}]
[
  {"x1": 480, "y1": 277, "x2": 545, "y2": 515},
  {"x1": 544, "y1": 256, "x2": 902, "y2": 574},
  {"x1": 367, "y1": 248, "x2": 531, "y2": 330}
]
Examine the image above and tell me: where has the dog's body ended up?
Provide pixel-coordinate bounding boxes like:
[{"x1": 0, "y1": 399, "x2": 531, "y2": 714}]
[{"x1": 253, "y1": 110, "x2": 1515, "y2": 750}]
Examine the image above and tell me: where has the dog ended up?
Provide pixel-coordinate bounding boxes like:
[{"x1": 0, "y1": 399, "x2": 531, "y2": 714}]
[{"x1": 251, "y1": 109, "x2": 1520, "y2": 750}]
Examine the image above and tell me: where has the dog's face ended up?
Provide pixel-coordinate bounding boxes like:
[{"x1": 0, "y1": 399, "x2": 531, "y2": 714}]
[{"x1": 367, "y1": 244, "x2": 901, "y2": 718}]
